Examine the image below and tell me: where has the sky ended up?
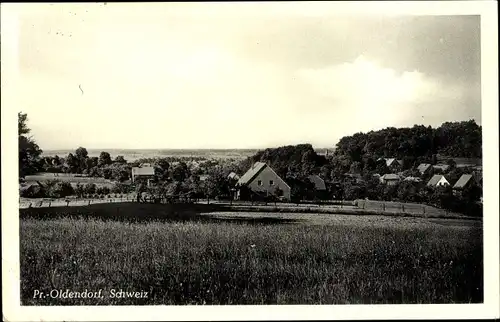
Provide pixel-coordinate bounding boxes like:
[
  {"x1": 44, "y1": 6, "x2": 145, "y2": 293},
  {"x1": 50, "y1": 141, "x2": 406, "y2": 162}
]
[{"x1": 11, "y1": 3, "x2": 481, "y2": 150}]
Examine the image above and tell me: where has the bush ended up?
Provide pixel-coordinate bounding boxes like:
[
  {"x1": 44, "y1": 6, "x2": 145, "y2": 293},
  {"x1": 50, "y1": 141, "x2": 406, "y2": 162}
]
[
  {"x1": 19, "y1": 184, "x2": 44, "y2": 198},
  {"x1": 111, "y1": 182, "x2": 132, "y2": 194},
  {"x1": 45, "y1": 180, "x2": 74, "y2": 198},
  {"x1": 84, "y1": 183, "x2": 97, "y2": 195}
]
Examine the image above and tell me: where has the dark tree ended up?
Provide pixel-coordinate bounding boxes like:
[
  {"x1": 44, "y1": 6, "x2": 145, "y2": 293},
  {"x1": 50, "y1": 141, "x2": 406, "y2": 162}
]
[
  {"x1": 171, "y1": 162, "x2": 189, "y2": 182},
  {"x1": 114, "y1": 155, "x2": 127, "y2": 164},
  {"x1": 65, "y1": 153, "x2": 79, "y2": 173},
  {"x1": 98, "y1": 152, "x2": 112, "y2": 166},
  {"x1": 18, "y1": 112, "x2": 43, "y2": 178}
]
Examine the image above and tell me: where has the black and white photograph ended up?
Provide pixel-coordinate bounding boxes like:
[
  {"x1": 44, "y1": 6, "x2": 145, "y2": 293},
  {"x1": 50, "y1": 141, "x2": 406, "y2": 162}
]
[{"x1": 2, "y1": 1, "x2": 498, "y2": 321}]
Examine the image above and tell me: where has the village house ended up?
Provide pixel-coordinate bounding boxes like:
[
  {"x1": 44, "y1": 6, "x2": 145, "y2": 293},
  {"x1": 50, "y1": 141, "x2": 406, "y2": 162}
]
[
  {"x1": 416, "y1": 163, "x2": 432, "y2": 176},
  {"x1": 432, "y1": 164, "x2": 450, "y2": 173},
  {"x1": 199, "y1": 174, "x2": 210, "y2": 182},
  {"x1": 427, "y1": 174, "x2": 450, "y2": 187},
  {"x1": 131, "y1": 166, "x2": 155, "y2": 186},
  {"x1": 236, "y1": 162, "x2": 291, "y2": 201},
  {"x1": 308, "y1": 174, "x2": 328, "y2": 199},
  {"x1": 404, "y1": 176, "x2": 422, "y2": 183},
  {"x1": 227, "y1": 172, "x2": 240, "y2": 181},
  {"x1": 380, "y1": 173, "x2": 400, "y2": 186},
  {"x1": 378, "y1": 158, "x2": 404, "y2": 172},
  {"x1": 452, "y1": 174, "x2": 474, "y2": 195}
]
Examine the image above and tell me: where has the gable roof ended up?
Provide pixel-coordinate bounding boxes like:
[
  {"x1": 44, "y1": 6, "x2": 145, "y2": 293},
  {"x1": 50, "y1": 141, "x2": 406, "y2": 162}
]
[
  {"x1": 433, "y1": 164, "x2": 450, "y2": 171},
  {"x1": 199, "y1": 174, "x2": 210, "y2": 181},
  {"x1": 237, "y1": 162, "x2": 268, "y2": 185},
  {"x1": 132, "y1": 166, "x2": 155, "y2": 176},
  {"x1": 404, "y1": 176, "x2": 422, "y2": 182},
  {"x1": 382, "y1": 173, "x2": 400, "y2": 180},
  {"x1": 228, "y1": 172, "x2": 240, "y2": 180},
  {"x1": 453, "y1": 174, "x2": 474, "y2": 189},
  {"x1": 384, "y1": 158, "x2": 403, "y2": 167},
  {"x1": 427, "y1": 175, "x2": 449, "y2": 187},
  {"x1": 417, "y1": 163, "x2": 432, "y2": 174},
  {"x1": 308, "y1": 175, "x2": 326, "y2": 190}
]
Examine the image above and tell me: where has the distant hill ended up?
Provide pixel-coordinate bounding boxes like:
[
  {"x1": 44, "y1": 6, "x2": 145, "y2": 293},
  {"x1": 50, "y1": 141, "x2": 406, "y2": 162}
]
[{"x1": 42, "y1": 149, "x2": 258, "y2": 161}]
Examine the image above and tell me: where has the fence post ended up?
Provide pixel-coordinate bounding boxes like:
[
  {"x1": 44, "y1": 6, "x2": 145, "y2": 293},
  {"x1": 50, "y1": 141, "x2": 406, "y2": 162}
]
[
  {"x1": 402, "y1": 204, "x2": 405, "y2": 213},
  {"x1": 383, "y1": 203, "x2": 386, "y2": 211},
  {"x1": 29, "y1": 203, "x2": 32, "y2": 208},
  {"x1": 423, "y1": 206, "x2": 426, "y2": 214},
  {"x1": 48, "y1": 201, "x2": 51, "y2": 207},
  {"x1": 66, "y1": 200, "x2": 70, "y2": 207},
  {"x1": 88, "y1": 200, "x2": 91, "y2": 206}
]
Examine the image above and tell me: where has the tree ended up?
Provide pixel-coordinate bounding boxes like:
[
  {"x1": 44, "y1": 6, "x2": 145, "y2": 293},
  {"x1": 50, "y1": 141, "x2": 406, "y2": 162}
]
[
  {"x1": 100, "y1": 167, "x2": 113, "y2": 179},
  {"x1": 171, "y1": 162, "x2": 189, "y2": 182},
  {"x1": 98, "y1": 152, "x2": 112, "y2": 167},
  {"x1": 154, "y1": 158, "x2": 170, "y2": 181},
  {"x1": 19, "y1": 183, "x2": 44, "y2": 198},
  {"x1": 44, "y1": 180, "x2": 74, "y2": 198},
  {"x1": 75, "y1": 147, "x2": 88, "y2": 160},
  {"x1": 74, "y1": 183, "x2": 85, "y2": 197},
  {"x1": 114, "y1": 155, "x2": 127, "y2": 164},
  {"x1": 349, "y1": 161, "x2": 363, "y2": 174},
  {"x1": 84, "y1": 183, "x2": 97, "y2": 195},
  {"x1": 111, "y1": 182, "x2": 132, "y2": 194},
  {"x1": 18, "y1": 112, "x2": 43, "y2": 178},
  {"x1": 65, "y1": 153, "x2": 79, "y2": 173},
  {"x1": 375, "y1": 159, "x2": 390, "y2": 175},
  {"x1": 75, "y1": 147, "x2": 88, "y2": 173},
  {"x1": 204, "y1": 170, "x2": 228, "y2": 202}
]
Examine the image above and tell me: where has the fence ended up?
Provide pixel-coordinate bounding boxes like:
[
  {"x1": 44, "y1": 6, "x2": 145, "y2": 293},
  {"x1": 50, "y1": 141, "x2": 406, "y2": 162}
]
[
  {"x1": 19, "y1": 196, "x2": 461, "y2": 218},
  {"x1": 354, "y1": 199, "x2": 456, "y2": 216},
  {"x1": 19, "y1": 195, "x2": 137, "y2": 209}
]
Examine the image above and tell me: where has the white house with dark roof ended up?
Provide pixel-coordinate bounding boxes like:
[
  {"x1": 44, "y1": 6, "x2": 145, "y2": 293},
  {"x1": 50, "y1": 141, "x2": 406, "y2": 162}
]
[
  {"x1": 427, "y1": 174, "x2": 450, "y2": 187},
  {"x1": 237, "y1": 162, "x2": 291, "y2": 200}
]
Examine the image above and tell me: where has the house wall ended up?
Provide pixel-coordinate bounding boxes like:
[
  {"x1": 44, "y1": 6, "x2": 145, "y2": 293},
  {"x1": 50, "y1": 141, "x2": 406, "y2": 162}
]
[
  {"x1": 437, "y1": 177, "x2": 449, "y2": 186},
  {"x1": 386, "y1": 179, "x2": 399, "y2": 186},
  {"x1": 247, "y1": 166, "x2": 291, "y2": 200},
  {"x1": 132, "y1": 174, "x2": 155, "y2": 183}
]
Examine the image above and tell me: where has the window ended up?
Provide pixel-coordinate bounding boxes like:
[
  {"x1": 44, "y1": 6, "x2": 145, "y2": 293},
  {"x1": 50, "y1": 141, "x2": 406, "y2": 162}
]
[
  {"x1": 269, "y1": 180, "x2": 274, "y2": 186},
  {"x1": 257, "y1": 180, "x2": 262, "y2": 186}
]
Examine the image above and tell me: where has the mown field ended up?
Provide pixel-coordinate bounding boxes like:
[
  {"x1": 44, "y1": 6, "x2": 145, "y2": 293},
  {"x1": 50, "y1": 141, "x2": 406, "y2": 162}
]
[
  {"x1": 24, "y1": 173, "x2": 115, "y2": 188},
  {"x1": 19, "y1": 204, "x2": 483, "y2": 305}
]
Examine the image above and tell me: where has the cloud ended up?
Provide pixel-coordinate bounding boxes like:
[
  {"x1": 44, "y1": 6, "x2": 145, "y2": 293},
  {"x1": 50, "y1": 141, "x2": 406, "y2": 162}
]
[{"x1": 280, "y1": 55, "x2": 480, "y2": 147}]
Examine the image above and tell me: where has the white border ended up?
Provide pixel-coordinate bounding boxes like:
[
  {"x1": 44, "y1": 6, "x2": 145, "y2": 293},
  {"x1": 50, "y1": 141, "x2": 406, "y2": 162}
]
[{"x1": 2, "y1": 2, "x2": 499, "y2": 321}]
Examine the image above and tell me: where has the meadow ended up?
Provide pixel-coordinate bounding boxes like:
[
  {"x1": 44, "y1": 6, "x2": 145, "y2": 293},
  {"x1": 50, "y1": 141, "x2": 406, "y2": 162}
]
[
  {"x1": 19, "y1": 203, "x2": 483, "y2": 305},
  {"x1": 24, "y1": 173, "x2": 115, "y2": 188}
]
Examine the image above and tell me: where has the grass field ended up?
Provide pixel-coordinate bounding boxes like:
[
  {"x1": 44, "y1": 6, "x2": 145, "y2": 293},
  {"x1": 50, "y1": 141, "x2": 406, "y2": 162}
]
[
  {"x1": 19, "y1": 203, "x2": 483, "y2": 305},
  {"x1": 24, "y1": 173, "x2": 115, "y2": 188}
]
